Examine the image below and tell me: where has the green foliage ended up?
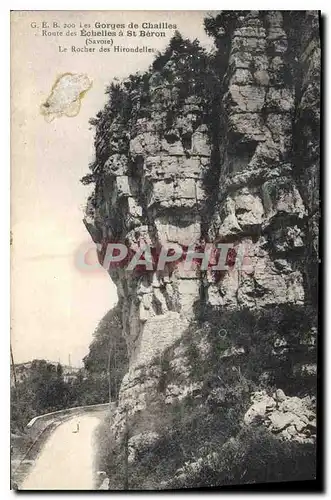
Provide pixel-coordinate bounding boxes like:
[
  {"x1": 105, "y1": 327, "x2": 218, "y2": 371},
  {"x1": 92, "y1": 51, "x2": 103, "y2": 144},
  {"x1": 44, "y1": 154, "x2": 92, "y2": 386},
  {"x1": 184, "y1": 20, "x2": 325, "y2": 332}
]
[
  {"x1": 195, "y1": 304, "x2": 317, "y2": 396},
  {"x1": 80, "y1": 30, "x2": 220, "y2": 192},
  {"x1": 204, "y1": 11, "x2": 247, "y2": 40},
  {"x1": 151, "y1": 32, "x2": 218, "y2": 133},
  {"x1": 68, "y1": 371, "x2": 109, "y2": 407},
  {"x1": 102, "y1": 395, "x2": 315, "y2": 489},
  {"x1": 93, "y1": 412, "x2": 113, "y2": 474},
  {"x1": 97, "y1": 303, "x2": 316, "y2": 489},
  {"x1": 11, "y1": 307, "x2": 128, "y2": 432},
  {"x1": 63, "y1": 306, "x2": 128, "y2": 407},
  {"x1": 82, "y1": 306, "x2": 128, "y2": 402},
  {"x1": 168, "y1": 427, "x2": 316, "y2": 488},
  {"x1": 80, "y1": 173, "x2": 96, "y2": 186},
  {"x1": 11, "y1": 360, "x2": 73, "y2": 431},
  {"x1": 76, "y1": 18, "x2": 317, "y2": 489}
]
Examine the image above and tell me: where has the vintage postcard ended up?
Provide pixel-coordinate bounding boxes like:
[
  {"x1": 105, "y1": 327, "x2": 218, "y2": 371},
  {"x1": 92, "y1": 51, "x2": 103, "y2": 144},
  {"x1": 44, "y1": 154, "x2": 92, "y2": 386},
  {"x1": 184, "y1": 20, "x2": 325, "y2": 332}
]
[{"x1": 11, "y1": 10, "x2": 320, "y2": 490}]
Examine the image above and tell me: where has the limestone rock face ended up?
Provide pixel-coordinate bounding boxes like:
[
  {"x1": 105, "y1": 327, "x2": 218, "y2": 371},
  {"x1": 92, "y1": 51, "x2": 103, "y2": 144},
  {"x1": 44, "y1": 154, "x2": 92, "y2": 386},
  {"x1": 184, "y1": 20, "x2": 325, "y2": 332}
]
[
  {"x1": 83, "y1": 13, "x2": 319, "y2": 485},
  {"x1": 244, "y1": 390, "x2": 316, "y2": 443}
]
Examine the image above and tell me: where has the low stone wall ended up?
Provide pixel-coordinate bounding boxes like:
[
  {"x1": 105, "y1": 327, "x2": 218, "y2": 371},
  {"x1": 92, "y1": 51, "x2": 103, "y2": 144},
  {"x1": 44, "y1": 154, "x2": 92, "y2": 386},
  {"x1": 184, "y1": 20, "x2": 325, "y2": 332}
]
[
  {"x1": 26, "y1": 403, "x2": 110, "y2": 439},
  {"x1": 11, "y1": 403, "x2": 112, "y2": 489}
]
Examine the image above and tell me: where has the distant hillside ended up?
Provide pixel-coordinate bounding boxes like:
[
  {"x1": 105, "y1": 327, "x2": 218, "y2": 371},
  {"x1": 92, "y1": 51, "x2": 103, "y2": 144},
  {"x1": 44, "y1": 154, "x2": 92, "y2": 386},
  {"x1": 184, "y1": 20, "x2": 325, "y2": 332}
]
[{"x1": 11, "y1": 360, "x2": 80, "y2": 387}]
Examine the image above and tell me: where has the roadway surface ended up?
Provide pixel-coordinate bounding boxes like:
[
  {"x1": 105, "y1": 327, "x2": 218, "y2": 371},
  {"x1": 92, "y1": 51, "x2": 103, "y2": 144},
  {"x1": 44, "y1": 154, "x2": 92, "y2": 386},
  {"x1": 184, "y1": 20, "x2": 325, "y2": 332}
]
[{"x1": 21, "y1": 414, "x2": 102, "y2": 490}]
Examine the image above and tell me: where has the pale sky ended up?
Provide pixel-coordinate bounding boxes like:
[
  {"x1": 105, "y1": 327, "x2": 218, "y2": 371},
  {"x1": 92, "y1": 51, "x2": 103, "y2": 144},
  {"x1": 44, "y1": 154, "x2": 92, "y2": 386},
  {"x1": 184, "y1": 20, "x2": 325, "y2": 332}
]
[{"x1": 11, "y1": 10, "x2": 215, "y2": 366}]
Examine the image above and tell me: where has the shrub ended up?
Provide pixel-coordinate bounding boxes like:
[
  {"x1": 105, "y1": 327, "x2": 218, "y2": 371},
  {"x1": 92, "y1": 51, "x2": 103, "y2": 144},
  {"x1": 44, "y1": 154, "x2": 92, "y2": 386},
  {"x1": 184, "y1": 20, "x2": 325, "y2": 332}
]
[{"x1": 168, "y1": 427, "x2": 316, "y2": 489}]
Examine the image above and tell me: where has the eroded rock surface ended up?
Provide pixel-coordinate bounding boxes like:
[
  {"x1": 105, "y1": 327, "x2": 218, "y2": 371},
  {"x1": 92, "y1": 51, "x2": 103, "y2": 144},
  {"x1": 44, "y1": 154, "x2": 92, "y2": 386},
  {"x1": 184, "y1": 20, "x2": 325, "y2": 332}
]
[
  {"x1": 83, "y1": 12, "x2": 320, "y2": 487},
  {"x1": 244, "y1": 389, "x2": 316, "y2": 443}
]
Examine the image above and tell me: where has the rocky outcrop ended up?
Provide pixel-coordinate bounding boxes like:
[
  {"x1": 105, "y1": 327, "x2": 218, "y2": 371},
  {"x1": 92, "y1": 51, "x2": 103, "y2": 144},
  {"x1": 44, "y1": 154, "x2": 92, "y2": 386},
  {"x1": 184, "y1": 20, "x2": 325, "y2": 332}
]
[
  {"x1": 244, "y1": 389, "x2": 316, "y2": 443},
  {"x1": 83, "y1": 12, "x2": 320, "y2": 488}
]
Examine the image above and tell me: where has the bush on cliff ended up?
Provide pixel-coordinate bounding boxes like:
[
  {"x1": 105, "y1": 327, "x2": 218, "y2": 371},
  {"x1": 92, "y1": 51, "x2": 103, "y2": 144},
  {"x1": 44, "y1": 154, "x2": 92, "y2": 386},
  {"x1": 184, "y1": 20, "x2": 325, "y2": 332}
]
[
  {"x1": 11, "y1": 360, "x2": 74, "y2": 431},
  {"x1": 97, "y1": 304, "x2": 317, "y2": 489},
  {"x1": 167, "y1": 426, "x2": 316, "y2": 488}
]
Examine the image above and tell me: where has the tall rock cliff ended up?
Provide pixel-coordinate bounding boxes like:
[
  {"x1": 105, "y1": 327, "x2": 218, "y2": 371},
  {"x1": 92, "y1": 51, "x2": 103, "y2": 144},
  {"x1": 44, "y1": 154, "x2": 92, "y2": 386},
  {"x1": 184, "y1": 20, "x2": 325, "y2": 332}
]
[{"x1": 83, "y1": 11, "x2": 320, "y2": 488}]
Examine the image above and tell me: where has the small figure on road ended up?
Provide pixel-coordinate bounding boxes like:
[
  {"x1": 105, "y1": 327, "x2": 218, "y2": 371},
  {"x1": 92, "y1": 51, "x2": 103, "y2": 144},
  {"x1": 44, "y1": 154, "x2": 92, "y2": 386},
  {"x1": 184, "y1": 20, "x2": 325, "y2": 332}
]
[{"x1": 72, "y1": 420, "x2": 80, "y2": 433}]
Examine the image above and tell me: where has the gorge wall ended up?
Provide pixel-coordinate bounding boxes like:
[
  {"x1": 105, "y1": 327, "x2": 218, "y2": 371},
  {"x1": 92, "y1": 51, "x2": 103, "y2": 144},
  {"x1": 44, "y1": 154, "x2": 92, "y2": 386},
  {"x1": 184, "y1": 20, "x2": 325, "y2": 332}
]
[{"x1": 83, "y1": 11, "x2": 320, "y2": 488}]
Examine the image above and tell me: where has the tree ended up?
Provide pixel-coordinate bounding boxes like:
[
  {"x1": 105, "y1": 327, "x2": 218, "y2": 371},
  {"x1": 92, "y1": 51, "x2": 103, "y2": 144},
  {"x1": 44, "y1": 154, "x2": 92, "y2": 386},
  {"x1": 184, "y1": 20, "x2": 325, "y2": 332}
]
[
  {"x1": 82, "y1": 305, "x2": 128, "y2": 403},
  {"x1": 56, "y1": 363, "x2": 63, "y2": 377},
  {"x1": 11, "y1": 359, "x2": 74, "y2": 431}
]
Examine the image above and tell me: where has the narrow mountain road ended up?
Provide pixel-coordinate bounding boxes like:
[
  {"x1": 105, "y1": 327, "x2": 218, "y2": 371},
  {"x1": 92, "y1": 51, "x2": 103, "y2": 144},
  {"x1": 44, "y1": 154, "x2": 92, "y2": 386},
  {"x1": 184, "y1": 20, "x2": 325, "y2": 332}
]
[{"x1": 21, "y1": 414, "x2": 102, "y2": 490}]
